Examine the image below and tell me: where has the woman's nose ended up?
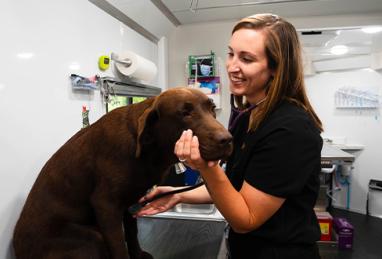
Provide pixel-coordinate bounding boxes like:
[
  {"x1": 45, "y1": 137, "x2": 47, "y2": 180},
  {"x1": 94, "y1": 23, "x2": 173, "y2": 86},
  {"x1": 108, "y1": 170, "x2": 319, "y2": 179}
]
[{"x1": 226, "y1": 58, "x2": 240, "y2": 73}]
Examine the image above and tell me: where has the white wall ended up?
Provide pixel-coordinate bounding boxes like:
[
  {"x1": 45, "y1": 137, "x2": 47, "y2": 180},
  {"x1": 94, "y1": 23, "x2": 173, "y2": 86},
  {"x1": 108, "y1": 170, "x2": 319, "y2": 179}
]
[
  {"x1": 168, "y1": 20, "x2": 235, "y2": 126},
  {"x1": 0, "y1": 0, "x2": 160, "y2": 258},
  {"x1": 306, "y1": 69, "x2": 382, "y2": 214},
  {"x1": 167, "y1": 13, "x2": 382, "y2": 215}
]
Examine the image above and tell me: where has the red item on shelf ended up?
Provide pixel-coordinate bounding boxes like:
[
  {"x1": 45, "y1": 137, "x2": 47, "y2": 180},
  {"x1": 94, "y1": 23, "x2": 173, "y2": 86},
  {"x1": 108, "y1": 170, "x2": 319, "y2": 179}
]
[{"x1": 316, "y1": 211, "x2": 333, "y2": 241}]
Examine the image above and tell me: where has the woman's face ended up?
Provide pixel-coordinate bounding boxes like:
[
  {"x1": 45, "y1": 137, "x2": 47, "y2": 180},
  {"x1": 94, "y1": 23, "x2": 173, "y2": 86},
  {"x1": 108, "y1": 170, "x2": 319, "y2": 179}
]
[{"x1": 226, "y1": 28, "x2": 274, "y2": 104}]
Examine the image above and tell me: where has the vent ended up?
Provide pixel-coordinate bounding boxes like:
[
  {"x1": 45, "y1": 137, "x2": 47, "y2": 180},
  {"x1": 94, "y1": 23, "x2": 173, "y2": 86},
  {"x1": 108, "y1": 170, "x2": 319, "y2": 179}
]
[{"x1": 301, "y1": 31, "x2": 322, "y2": 35}]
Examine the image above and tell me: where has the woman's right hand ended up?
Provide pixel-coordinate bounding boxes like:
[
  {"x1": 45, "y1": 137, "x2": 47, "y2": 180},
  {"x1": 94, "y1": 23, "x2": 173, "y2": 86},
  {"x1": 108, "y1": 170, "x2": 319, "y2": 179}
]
[{"x1": 134, "y1": 186, "x2": 182, "y2": 217}]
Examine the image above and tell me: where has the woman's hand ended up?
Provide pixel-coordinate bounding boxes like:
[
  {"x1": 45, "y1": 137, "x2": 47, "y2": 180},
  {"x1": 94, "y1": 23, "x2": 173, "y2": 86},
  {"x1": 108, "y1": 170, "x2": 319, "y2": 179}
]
[
  {"x1": 174, "y1": 129, "x2": 219, "y2": 171},
  {"x1": 134, "y1": 186, "x2": 182, "y2": 217}
]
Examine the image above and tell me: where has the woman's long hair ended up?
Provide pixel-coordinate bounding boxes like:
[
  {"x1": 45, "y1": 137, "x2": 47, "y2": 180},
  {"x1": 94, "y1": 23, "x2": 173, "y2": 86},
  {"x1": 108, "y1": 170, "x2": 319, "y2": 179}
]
[{"x1": 232, "y1": 13, "x2": 323, "y2": 132}]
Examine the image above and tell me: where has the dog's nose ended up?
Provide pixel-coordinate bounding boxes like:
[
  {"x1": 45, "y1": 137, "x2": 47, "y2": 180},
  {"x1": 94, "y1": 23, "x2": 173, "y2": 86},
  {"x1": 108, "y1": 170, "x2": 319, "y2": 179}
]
[{"x1": 216, "y1": 131, "x2": 233, "y2": 146}]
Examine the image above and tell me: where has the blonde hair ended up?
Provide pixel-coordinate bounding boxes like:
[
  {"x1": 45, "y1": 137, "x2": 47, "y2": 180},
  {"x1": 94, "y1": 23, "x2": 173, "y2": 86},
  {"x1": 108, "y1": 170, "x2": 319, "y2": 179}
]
[{"x1": 232, "y1": 13, "x2": 323, "y2": 132}]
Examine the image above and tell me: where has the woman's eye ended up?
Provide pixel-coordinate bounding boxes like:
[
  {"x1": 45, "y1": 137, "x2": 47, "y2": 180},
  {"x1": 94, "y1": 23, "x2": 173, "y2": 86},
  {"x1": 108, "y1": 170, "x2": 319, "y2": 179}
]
[
  {"x1": 241, "y1": 56, "x2": 253, "y2": 63},
  {"x1": 227, "y1": 52, "x2": 234, "y2": 57}
]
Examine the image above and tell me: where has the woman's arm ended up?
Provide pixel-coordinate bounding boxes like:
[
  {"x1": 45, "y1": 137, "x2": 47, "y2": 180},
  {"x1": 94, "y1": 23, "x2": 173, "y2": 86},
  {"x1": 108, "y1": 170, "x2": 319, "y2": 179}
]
[
  {"x1": 201, "y1": 165, "x2": 284, "y2": 233},
  {"x1": 134, "y1": 183, "x2": 212, "y2": 217},
  {"x1": 179, "y1": 184, "x2": 213, "y2": 204}
]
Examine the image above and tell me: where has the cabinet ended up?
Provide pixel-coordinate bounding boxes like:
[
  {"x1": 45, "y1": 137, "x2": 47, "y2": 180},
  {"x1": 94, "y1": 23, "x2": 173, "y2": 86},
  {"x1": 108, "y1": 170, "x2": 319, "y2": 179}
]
[{"x1": 138, "y1": 217, "x2": 226, "y2": 259}]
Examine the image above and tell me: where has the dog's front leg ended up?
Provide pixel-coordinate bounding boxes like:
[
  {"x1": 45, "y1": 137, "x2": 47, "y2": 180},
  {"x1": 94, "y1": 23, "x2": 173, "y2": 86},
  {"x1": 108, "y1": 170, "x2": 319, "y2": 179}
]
[
  {"x1": 91, "y1": 193, "x2": 130, "y2": 259},
  {"x1": 123, "y1": 213, "x2": 154, "y2": 259}
]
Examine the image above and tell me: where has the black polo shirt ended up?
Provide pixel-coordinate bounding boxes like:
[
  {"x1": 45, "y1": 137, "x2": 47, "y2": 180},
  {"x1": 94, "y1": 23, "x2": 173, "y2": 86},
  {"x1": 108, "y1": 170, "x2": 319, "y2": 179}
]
[{"x1": 226, "y1": 100, "x2": 322, "y2": 248}]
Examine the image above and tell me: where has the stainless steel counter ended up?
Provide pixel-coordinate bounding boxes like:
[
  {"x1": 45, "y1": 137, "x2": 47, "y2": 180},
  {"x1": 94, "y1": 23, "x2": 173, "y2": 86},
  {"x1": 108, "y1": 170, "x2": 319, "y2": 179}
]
[{"x1": 146, "y1": 203, "x2": 225, "y2": 222}]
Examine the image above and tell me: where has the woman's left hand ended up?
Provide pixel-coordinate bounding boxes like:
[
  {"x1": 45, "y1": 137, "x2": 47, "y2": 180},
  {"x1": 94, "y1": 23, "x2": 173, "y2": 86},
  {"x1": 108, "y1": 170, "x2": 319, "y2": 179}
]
[{"x1": 174, "y1": 129, "x2": 218, "y2": 171}]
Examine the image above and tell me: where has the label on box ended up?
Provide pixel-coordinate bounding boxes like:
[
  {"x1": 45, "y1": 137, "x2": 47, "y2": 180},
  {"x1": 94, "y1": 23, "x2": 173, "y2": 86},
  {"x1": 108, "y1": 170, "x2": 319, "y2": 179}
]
[{"x1": 319, "y1": 222, "x2": 330, "y2": 235}]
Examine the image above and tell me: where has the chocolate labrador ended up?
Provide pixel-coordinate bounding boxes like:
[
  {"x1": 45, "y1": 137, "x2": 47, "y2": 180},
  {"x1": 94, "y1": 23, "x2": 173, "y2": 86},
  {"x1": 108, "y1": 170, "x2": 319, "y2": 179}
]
[{"x1": 13, "y1": 87, "x2": 233, "y2": 259}]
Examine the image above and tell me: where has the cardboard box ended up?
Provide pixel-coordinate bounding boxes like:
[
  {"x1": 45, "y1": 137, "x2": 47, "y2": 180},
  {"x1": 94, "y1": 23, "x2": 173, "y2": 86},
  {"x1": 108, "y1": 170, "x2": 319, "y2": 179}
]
[
  {"x1": 333, "y1": 217, "x2": 354, "y2": 250},
  {"x1": 316, "y1": 211, "x2": 333, "y2": 241}
]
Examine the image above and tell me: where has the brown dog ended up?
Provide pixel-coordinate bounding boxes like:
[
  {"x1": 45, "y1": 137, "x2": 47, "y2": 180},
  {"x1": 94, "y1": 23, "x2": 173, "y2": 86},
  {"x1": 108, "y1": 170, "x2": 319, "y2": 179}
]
[{"x1": 13, "y1": 87, "x2": 233, "y2": 259}]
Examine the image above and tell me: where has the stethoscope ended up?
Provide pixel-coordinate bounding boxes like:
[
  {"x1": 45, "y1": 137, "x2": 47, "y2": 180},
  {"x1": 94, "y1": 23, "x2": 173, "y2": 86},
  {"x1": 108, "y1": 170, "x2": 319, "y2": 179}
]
[{"x1": 228, "y1": 94, "x2": 266, "y2": 132}]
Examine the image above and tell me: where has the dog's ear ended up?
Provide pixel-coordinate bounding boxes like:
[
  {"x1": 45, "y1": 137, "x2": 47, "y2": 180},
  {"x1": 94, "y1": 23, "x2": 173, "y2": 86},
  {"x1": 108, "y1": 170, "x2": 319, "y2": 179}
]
[{"x1": 136, "y1": 103, "x2": 158, "y2": 158}]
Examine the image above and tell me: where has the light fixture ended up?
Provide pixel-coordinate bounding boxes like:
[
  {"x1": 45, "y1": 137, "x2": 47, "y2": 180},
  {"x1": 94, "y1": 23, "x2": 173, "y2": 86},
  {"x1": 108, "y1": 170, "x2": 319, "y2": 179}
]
[
  {"x1": 330, "y1": 45, "x2": 348, "y2": 55},
  {"x1": 16, "y1": 52, "x2": 35, "y2": 59},
  {"x1": 180, "y1": 0, "x2": 321, "y2": 12},
  {"x1": 362, "y1": 26, "x2": 382, "y2": 34},
  {"x1": 189, "y1": 0, "x2": 199, "y2": 12}
]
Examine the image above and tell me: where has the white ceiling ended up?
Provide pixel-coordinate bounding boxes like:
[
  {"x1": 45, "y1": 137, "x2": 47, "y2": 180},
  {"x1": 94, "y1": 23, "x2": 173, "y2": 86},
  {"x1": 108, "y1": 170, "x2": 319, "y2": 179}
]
[
  {"x1": 154, "y1": 0, "x2": 382, "y2": 70},
  {"x1": 301, "y1": 27, "x2": 382, "y2": 61},
  {"x1": 160, "y1": 0, "x2": 382, "y2": 25},
  {"x1": 158, "y1": 0, "x2": 382, "y2": 71},
  {"x1": 104, "y1": 0, "x2": 382, "y2": 71}
]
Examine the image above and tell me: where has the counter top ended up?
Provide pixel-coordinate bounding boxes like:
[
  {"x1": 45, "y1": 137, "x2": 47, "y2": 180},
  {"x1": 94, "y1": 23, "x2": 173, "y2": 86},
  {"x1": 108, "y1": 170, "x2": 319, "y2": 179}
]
[{"x1": 321, "y1": 143, "x2": 355, "y2": 162}]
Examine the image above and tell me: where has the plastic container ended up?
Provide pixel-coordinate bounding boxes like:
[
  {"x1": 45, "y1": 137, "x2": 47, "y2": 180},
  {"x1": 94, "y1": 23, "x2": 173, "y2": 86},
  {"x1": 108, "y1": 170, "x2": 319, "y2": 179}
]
[
  {"x1": 333, "y1": 217, "x2": 354, "y2": 250},
  {"x1": 316, "y1": 211, "x2": 333, "y2": 241}
]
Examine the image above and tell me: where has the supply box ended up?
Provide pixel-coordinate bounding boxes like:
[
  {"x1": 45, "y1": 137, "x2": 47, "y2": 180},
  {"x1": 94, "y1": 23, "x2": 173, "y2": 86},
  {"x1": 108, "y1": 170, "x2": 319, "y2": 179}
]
[
  {"x1": 316, "y1": 211, "x2": 333, "y2": 241},
  {"x1": 333, "y1": 217, "x2": 354, "y2": 250},
  {"x1": 188, "y1": 52, "x2": 216, "y2": 78}
]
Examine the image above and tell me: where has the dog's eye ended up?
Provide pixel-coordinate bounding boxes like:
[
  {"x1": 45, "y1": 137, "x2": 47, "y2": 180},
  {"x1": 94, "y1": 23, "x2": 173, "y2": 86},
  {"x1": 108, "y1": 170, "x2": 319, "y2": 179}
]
[
  {"x1": 182, "y1": 102, "x2": 194, "y2": 117},
  {"x1": 211, "y1": 102, "x2": 216, "y2": 111},
  {"x1": 208, "y1": 98, "x2": 216, "y2": 108},
  {"x1": 208, "y1": 98, "x2": 217, "y2": 117}
]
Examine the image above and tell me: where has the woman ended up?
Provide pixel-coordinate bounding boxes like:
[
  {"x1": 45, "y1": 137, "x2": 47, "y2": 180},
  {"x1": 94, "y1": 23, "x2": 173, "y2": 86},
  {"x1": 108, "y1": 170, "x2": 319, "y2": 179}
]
[{"x1": 136, "y1": 13, "x2": 323, "y2": 259}]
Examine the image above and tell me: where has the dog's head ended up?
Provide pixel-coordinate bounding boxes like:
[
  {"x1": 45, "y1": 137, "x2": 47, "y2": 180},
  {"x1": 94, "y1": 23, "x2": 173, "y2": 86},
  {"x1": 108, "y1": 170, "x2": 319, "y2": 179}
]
[{"x1": 136, "y1": 87, "x2": 233, "y2": 162}]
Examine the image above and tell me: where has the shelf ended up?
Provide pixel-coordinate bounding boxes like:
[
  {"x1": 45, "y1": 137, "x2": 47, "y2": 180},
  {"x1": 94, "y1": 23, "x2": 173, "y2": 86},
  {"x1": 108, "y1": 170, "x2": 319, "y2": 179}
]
[
  {"x1": 321, "y1": 143, "x2": 355, "y2": 162},
  {"x1": 336, "y1": 106, "x2": 378, "y2": 109},
  {"x1": 331, "y1": 144, "x2": 364, "y2": 151},
  {"x1": 100, "y1": 77, "x2": 161, "y2": 98},
  {"x1": 335, "y1": 87, "x2": 380, "y2": 109}
]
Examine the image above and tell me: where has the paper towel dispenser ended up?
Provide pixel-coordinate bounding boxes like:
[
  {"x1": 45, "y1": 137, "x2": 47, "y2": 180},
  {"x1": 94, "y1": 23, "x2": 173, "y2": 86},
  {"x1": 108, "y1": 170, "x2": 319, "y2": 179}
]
[{"x1": 112, "y1": 51, "x2": 158, "y2": 82}]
